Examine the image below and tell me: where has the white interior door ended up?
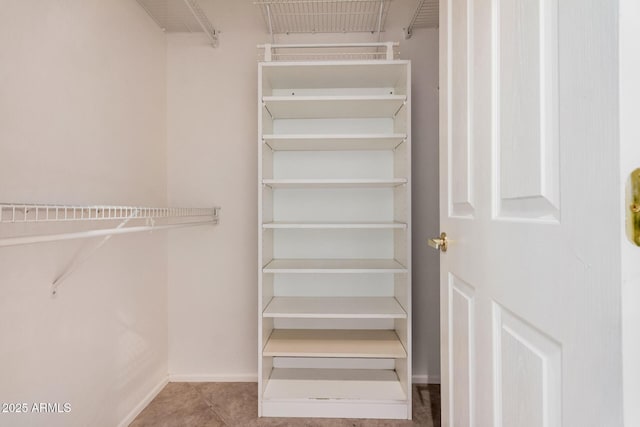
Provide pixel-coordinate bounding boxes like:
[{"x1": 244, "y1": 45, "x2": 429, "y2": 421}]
[
  {"x1": 620, "y1": 1, "x2": 640, "y2": 425},
  {"x1": 439, "y1": 0, "x2": 623, "y2": 426}
]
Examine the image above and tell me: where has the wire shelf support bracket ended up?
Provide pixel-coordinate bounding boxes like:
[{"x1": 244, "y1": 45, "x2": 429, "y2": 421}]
[
  {"x1": 51, "y1": 210, "x2": 140, "y2": 296},
  {"x1": 404, "y1": 0, "x2": 438, "y2": 39}
]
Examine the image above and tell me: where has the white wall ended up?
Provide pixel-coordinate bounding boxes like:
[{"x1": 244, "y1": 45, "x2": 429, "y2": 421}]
[
  {"x1": 166, "y1": 0, "x2": 265, "y2": 381},
  {"x1": 0, "y1": 1, "x2": 168, "y2": 426},
  {"x1": 404, "y1": 29, "x2": 441, "y2": 383},
  {"x1": 166, "y1": 0, "x2": 441, "y2": 383}
]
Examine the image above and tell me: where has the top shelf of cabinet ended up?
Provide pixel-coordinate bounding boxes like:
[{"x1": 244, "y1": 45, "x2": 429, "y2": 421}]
[
  {"x1": 263, "y1": 95, "x2": 406, "y2": 119},
  {"x1": 260, "y1": 61, "x2": 409, "y2": 96}
]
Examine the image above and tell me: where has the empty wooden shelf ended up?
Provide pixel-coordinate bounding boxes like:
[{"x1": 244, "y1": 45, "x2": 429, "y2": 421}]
[
  {"x1": 263, "y1": 134, "x2": 407, "y2": 151},
  {"x1": 262, "y1": 259, "x2": 408, "y2": 273},
  {"x1": 262, "y1": 221, "x2": 407, "y2": 229},
  {"x1": 263, "y1": 297, "x2": 407, "y2": 319},
  {"x1": 262, "y1": 95, "x2": 406, "y2": 119},
  {"x1": 263, "y1": 329, "x2": 407, "y2": 358},
  {"x1": 262, "y1": 368, "x2": 407, "y2": 401},
  {"x1": 262, "y1": 178, "x2": 407, "y2": 189},
  {"x1": 260, "y1": 61, "x2": 409, "y2": 91}
]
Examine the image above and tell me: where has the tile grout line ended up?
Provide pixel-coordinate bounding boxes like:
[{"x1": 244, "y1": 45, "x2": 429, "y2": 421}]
[{"x1": 188, "y1": 383, "x2": 232, "y2": 426}]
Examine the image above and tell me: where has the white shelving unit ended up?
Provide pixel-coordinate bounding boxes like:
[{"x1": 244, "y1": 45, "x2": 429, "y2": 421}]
[{"x1": 258, "y1": 57, "x2": 411, "y2": 419}]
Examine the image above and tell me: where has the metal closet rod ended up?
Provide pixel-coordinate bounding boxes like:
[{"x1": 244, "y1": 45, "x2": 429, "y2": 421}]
[{"x1": 0, "y1": 203, "x2": 220, "y2": 248}]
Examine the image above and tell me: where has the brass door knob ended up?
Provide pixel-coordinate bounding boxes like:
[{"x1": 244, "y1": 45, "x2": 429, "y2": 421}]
[
  {"x1": 630, "y1": 168, "x2": 640, "y2": 246},
  {"x1": 428, "y1": 232, "x2": 448, "y2": 252}
]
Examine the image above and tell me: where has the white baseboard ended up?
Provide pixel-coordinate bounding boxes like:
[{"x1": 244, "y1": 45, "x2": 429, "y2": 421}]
[
  {"x1": 412, "y1": 374, "x2": 441, "y2": 384},
  {"x1": 168, "y1": 373, "x2": 258, "y2": 382},
  {"x1": 118, "y1": 375, "x2": 169, "y2": 427}
]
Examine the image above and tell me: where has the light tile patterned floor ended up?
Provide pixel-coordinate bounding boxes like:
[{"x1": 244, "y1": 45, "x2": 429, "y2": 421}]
[{"x1": 131, "y1": 383, "x2": 440, "y2": 427}]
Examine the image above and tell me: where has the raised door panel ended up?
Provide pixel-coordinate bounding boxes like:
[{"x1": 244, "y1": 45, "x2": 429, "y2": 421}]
[
  {"x1": 493, "y1": 304, "x2": 561, "y2": 427},
  {"x1": 493, "y1": 0, "x2": 559, "y2": 221},
  {"x1": 449, "y1": 275, "x2": 475, "y2": 427},
  {"x1": 448, "y1": 0, "x2": 475, "y2": 218}
]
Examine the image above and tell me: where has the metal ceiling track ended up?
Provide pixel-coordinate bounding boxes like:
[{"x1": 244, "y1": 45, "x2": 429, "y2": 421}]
[
  {"x1": 136, "y1": 0, "x2": 219, "y2": 47},
  {"x1": 255, "y1": 0, "x2": 392, "y2": 42},
  {"x1": 404, "y1": 0, "x2": 438, "y2": 39}
]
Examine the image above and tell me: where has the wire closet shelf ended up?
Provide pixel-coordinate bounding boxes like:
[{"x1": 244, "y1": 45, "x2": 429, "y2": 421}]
[
  {"x1": 258, "y1": 41, "x2": 398, "y2": 61},
  {"x1": 0, "y1": 204, "x2": 216, "y2": 223},
  {"x1": 0, "y1": 203, "x2": 220, "y2": 247},
  {"x1": 0, "y1": 203, "x2": 220, "y2": 293},
  {"x1": 255, "y1": 0, "x2": 392, "y2": 40}
]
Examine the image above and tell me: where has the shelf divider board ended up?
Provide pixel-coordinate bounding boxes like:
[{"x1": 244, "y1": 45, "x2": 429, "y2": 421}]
[
  {"x1": 263, "y1": 95, "x2": 406, "y2": 119},
  {"x1": 263, "y1": 178, "x2": 407, "y2": 189},
  {"x1": 263, "y1": 368, "x2": 407, "y2": 401},
  {"x1": 262, "y1": 259, "x2": 408, "y2": 273},
  {"x1": 263, "y1": 221, "x2": 406, "y2": 229},
  {"x1": 263, "y1": 297, "x2": 407, "y2": 319},
  {"x1": 263, "y1": 329, "x2": 407, "y2": 358},
  {"x1": 263, "y1": 134, "x2": 406, "y2": 151}
]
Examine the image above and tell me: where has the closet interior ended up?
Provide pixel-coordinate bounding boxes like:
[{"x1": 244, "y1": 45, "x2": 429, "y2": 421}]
[{"x1": 0, "y1": 1, "x2": 441, "y2": 425}]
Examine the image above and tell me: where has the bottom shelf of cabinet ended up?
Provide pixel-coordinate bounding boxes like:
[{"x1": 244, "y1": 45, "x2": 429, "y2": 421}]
[{"x1": 261, "y1": 368, "x2": 409, "y2": 419}]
